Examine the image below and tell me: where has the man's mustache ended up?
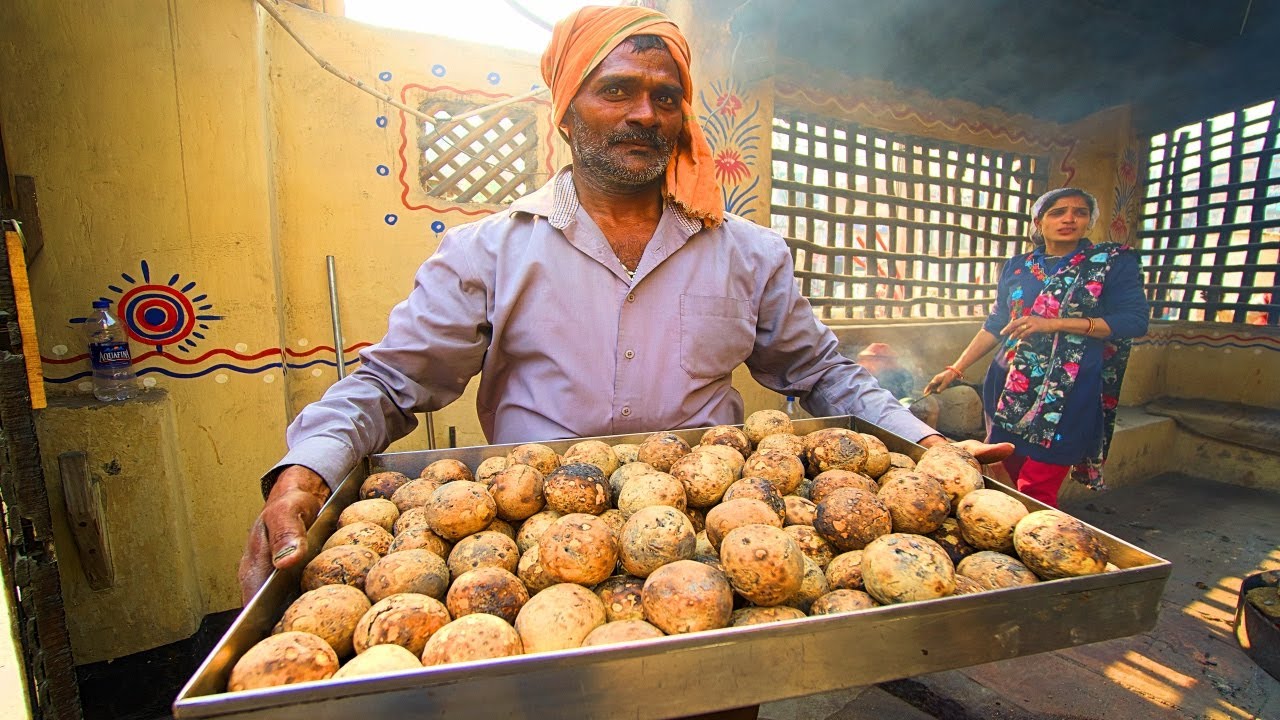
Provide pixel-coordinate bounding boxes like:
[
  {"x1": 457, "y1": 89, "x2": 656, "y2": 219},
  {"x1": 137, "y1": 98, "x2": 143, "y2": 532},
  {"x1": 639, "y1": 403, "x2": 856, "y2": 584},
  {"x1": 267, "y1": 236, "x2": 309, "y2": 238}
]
[{"x1": 607, "y1": 128, "x2": 674, "y2": 153}]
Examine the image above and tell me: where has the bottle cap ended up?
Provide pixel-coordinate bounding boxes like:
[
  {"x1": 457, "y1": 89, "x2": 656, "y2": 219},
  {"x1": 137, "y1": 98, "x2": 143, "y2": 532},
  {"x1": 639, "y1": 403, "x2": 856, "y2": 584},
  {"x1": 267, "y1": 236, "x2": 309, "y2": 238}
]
[
  {"x1": 92, "y1": 300, "x2": 110, "y2": 308},
  {"x1": 785, "y1": 395, "x2": 797, "y2": 402}
]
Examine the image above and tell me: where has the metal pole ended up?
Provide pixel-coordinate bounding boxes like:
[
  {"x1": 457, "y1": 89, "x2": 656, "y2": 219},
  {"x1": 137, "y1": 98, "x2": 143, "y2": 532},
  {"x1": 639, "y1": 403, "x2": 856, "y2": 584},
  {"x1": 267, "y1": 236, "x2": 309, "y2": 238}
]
[{"x1": 326, "y1": 256, "x2": 346, "y2": 379}]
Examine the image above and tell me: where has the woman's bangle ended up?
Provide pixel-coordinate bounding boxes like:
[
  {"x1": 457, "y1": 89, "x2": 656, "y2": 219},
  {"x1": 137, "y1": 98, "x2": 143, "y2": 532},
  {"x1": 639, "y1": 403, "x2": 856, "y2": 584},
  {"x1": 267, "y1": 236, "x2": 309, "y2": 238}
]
[
  {"x1": 1085, "y1": 318, "x2": 1096, "y2": 336},
  {"x1": 944, "y1": 365, "x2": 965, "y2": 380}
]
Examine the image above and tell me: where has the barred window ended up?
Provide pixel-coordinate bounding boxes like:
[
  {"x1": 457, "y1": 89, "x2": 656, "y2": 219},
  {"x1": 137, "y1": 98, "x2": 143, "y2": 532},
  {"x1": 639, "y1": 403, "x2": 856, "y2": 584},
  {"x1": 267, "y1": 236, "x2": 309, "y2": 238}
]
[
  {"x1": 771, "y1": 110, "x2": 1047, "y2": 320},
  {"x1": 420, "y1": 99, "x2": 541, "y2": 205},
  {"x1": 1140, "y1": 98, "x2": 1280, "y2": 325}
]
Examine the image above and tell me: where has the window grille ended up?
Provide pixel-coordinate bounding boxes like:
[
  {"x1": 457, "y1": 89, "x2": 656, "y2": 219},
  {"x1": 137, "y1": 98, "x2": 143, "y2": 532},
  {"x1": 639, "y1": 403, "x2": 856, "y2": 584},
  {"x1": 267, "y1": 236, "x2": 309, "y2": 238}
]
[
  {"x1": 419, "y1": 99, "x2": 540, "y2": 205},
  {"x1": 1140, "y1": 98, "x2": 1280, "y2": 325},
  {"x1": 771, "y1": 110, "x2": 1047, "y2": 320}
]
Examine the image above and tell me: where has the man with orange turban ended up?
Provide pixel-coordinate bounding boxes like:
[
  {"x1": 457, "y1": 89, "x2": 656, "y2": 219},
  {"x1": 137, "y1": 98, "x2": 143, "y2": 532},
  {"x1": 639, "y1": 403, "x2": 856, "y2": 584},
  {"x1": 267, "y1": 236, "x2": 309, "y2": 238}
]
[{"x1": 240, "y1": 5, "x2": 1011, "y2": 643}]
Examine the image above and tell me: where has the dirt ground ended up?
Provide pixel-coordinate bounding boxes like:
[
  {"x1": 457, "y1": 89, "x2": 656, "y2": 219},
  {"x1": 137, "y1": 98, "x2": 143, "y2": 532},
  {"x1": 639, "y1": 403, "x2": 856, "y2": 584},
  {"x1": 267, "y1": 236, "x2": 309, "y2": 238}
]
[{"x1": 761, "y1": 472, "x2": 1280, "y2": 720}]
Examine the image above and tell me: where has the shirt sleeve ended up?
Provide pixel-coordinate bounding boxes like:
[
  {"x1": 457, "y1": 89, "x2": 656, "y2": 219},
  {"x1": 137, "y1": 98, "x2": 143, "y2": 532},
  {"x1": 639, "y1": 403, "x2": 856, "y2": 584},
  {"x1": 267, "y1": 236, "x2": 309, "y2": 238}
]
[
  {"x1": 744, "y1": 239, "x2": 938, "y2": 444},
  {"x1": 1097, "y1": 251, "x2": 1150, "y2": 339},
  {"x1": 982, "y1": 257, "x2": 1015, "y2": 336},
  {"x1": 273, "y1": 229, "x2": 493, "y2": 490}
]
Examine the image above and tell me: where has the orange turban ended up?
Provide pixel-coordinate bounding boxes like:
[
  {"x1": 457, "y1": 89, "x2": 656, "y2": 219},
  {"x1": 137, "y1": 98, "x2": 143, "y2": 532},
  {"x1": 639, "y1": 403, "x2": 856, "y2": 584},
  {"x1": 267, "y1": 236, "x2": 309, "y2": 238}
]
[{"x1": 541, "y1": 5, "x2": 723, "y2": 227}]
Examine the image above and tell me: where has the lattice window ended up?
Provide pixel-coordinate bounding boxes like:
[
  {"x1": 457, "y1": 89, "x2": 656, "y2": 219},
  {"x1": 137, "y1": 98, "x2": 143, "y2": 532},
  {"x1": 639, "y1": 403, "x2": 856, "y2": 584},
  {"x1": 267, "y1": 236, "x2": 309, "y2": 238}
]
[
  {"x1": 1140, "y1": 97, "x2": 1280, "y2": 324},
  {"x1": 420, "y1": 99, "x2": 540, "y2": 205},
  {"x1": 771, "y1": 110, "x2": 1047, "y2": 320}
]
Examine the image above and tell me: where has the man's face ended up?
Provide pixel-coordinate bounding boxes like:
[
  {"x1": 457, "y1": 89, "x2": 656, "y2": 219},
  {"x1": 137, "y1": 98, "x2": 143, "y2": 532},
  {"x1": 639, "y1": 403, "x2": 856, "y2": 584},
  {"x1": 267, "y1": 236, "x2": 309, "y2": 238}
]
[
  {"x1": 1036, "y1": 195, "x2": 1092, "y2": 244},
  {"x1": 563, "y1": 42, "x2": 685, "y2": 189}
]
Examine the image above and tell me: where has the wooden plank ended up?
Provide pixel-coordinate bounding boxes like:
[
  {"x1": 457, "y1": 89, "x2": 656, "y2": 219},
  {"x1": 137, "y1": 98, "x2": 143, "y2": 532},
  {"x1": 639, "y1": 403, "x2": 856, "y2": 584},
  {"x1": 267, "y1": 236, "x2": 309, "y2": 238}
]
[
  {"x1": 57, "y1": 451, "x2": 114, "y2": 590},
  {"x1": 3, "y1": 230, "x2": 45, "y2": 409}
]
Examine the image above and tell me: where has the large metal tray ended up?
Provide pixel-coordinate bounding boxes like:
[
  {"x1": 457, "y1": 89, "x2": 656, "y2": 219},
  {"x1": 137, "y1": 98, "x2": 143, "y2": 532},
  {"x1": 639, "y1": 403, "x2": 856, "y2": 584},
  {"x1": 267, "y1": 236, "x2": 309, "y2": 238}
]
[{"x1": 174, "y1": 417, "x2": 1171, "y2": 719}]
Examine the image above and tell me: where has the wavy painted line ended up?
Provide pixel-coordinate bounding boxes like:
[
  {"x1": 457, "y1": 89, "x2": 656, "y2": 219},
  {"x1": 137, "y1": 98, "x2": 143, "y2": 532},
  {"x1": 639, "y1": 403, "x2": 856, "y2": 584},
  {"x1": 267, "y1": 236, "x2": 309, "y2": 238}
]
[
  {"x1": 396, "y1": 83, "x2": 556, "y2": 214},
  {"x1": 284, "y1": 342, "x2": 375, "y2": 358},
  {"x1": 42, "y1": 342, "x2": 375, "y2": 367},
  {"x1": 1163, "y1": 332, "x2": 1280, "y2": 345},
  {"x1": 47, "y1": 362, "x2": 284, "y2": 384},
  {"x1": 775, "y1": 80, "x2": 1078, "y2": 185},
  {"x1": 284, "y1": 357, "x2": 366, "y2": 371}
]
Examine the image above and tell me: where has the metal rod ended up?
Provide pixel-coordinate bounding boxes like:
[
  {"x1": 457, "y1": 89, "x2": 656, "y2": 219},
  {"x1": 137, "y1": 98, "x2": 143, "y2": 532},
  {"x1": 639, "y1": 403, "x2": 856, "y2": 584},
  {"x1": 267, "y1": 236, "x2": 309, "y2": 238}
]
[
  {"x1": 425, "y1": 412, "x2": 437, "y2": 451},
  {"x1": 326, "y1": 255, "x2": 346, "y2": 380}
]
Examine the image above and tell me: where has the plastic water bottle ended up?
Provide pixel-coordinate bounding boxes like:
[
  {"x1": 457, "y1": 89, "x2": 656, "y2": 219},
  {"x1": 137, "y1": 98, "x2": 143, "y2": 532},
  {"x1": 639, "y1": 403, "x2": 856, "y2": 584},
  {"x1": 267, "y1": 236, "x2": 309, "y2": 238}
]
[
  {"x1": 783, "y1": 395, "x2": 809, "y2": 419},
  {"x1": 87, "y1": 300, "x2": 140, "y2": 401}
]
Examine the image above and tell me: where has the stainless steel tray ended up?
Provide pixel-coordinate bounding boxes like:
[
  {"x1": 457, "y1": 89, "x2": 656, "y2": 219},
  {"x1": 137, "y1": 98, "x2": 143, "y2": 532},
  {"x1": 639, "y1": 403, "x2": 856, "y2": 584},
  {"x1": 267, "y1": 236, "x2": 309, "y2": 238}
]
[{"x1": 174, "y1": 417, "x2": 1171, "y2": 719}]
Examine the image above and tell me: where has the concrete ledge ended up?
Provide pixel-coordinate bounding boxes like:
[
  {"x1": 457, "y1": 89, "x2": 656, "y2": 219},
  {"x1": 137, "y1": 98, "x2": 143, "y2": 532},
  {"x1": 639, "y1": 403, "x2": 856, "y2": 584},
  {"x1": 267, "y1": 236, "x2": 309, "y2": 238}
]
[{"x1": 1060, "y1": 406, "x2": 1178, "y2": 503}]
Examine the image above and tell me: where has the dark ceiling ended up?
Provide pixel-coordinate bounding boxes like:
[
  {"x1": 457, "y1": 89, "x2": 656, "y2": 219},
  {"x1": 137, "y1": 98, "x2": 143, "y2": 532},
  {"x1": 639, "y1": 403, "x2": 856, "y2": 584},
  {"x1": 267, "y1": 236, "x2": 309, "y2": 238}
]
[{"x1": 739, "y1": 0, "x2": 1280, "y2": 131}]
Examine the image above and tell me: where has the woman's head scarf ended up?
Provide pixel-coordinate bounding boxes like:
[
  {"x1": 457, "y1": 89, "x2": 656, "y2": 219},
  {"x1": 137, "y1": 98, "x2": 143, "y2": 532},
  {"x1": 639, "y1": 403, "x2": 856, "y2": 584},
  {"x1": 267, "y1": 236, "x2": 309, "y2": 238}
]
[
  {"x1": 1028, "y1": 187, "x2": 1099, "y2": 244},
  {"x1": 541, "y1": 5, "x2": 724, "y2": 227}
]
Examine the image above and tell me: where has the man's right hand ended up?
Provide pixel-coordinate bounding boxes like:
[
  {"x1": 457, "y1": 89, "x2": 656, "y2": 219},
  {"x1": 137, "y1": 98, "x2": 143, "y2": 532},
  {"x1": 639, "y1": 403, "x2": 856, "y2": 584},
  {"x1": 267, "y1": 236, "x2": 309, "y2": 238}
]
[{"x1": 237, "y1": 465, "x2": 331, "y2": 606}]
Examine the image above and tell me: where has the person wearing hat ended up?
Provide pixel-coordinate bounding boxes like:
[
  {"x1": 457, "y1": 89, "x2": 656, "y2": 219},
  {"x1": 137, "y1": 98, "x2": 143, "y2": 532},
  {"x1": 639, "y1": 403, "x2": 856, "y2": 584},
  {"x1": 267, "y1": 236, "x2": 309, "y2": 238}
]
[
  {"x1": 239, "y1": 6, "x2": 1012, "y2": 605},
  {"x1": 925, "y1": 188, "x2": 1149, "y2": 506}
]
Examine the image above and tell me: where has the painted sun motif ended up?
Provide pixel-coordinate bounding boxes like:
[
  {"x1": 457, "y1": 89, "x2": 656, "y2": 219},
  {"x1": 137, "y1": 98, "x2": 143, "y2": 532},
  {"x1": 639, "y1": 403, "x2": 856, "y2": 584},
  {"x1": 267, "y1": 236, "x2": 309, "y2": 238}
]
[{"x1": 78, "y1": 260, "x2": 225, "y2": 354}]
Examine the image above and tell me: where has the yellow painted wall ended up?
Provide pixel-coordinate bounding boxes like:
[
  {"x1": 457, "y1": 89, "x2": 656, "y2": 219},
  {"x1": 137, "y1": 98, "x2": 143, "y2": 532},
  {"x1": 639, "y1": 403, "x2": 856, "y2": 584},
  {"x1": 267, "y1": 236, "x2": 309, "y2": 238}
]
[{"x1": 3, "y1": 0, "x2": 1279, "y2": 667}]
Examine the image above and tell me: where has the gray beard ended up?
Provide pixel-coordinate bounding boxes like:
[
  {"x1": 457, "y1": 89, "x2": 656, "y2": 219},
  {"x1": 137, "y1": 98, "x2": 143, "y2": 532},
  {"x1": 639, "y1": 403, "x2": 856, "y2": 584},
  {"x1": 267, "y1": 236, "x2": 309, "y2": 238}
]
[{"x1": 567, "y1": 111, "x2": 674, "y2": 188}]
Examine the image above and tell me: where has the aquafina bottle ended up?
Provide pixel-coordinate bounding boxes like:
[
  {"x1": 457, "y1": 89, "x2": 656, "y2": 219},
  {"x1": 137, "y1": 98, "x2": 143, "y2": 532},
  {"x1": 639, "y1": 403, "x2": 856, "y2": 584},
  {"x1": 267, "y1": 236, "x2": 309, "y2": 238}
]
[{"x1": 87, "y1": 300, "x2": 141, "y2": 401}]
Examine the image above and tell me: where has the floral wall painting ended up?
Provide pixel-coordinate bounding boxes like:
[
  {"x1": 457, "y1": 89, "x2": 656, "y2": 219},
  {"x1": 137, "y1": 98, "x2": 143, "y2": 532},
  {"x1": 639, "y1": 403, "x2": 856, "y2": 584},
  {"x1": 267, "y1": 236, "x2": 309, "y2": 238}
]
[
  {"x1": 698, "y1": 79, "x2": 762, "y2": 217},
  {"x1": 1107, "y1": 140, "x2": 1140, "y2": 244}
]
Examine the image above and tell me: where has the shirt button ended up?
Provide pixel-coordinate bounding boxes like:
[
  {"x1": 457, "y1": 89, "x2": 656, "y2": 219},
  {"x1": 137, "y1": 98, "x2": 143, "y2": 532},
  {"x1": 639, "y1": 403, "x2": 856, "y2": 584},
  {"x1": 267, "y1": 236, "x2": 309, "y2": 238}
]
[
  {"x1": 627, "y1": 293, "x2": 636, "y2": 302},
  {"x1": 624, "y1": 350, "x2": 635, "y2": 359},
  {"x1": 621, "y1": 407, "x2": 631, "y2": 417}
]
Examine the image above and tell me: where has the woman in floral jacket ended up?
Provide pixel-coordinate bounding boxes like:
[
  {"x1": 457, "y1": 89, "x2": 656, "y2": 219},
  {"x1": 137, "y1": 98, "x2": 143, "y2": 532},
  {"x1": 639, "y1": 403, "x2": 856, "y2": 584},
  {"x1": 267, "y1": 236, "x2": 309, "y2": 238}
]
[{"x1": 924, "y1": 188, "x2": 1149, "y2": 506}]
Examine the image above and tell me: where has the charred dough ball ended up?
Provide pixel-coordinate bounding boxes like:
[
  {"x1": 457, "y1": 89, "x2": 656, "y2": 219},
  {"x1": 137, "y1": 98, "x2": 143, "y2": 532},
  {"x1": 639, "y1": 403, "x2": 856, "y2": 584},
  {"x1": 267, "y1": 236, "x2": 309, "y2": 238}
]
[
  {"x1": 705, "y1": 498, "x2": 783, "y2": 551},
  {"x1": 563, "y1": 440, "x2": 620, "y2": 478},
  {"x1": 732, "y1": 606, "x2": 806, "y2": 626},
  {"x1": 952, "y1": 575, "x2": 985, "y2": 595},
  {"x1": 669, "y1": 451, "x2": 735, "y2": 508},
  {"x1": 782, "y1": 555, "x2": 830, "y2": 613},
  {"x1": 810, "y1": 589, "x2": 878, "y2": 615},
  {"x1": 581, "y1": 619, "x2": 666, "y2": 646},
  {"x1": 538, "y1": 513, "x2": 620, "y2": 586},
  {"x1": 783, "y1": 496, "x2": 817, "y2": 527},
  {"x1": 824, "y1": 550, "x2": 865, "y2": 591},
  {"x1": 484, "y1": 517, "x2": 516, "y2": 540},
  {"x1": 860, "y1": 533, "x2": 956, "y2": 604},
  {"x1": 228, "y1": 631, "x2": 338, "y2": 691},
  {"x1": 641, "y1": 559, "x2": 733, "y2": 634},
  {"x1": 353, "y1": 593, "x2": 451, "y2": 656},
  {"x1": 390, "y1": 478, "x2": 443, "y2": 512},
  {"x1": 916, "y1": 445, "x2": 984, "y2": 505},
  {"x1": 803, "y1": 427, "x2": 869, "y2": 474},
  {"x1": 392, "y1": 506, "x2": 431, "y2": 535},
  {"x1": 420, "y1": 458, "x2": 474, "y2": 484},
  {"x1": 722, "y1": 477, "x2": 786, "y2": 521},
  {"x1": 514, "y1": 583, "x2": 607, "y2": 653},
  {"x1": 612, "y1": 443, "x2": 641, "y2": 465},
  {"x1": 388, "y1": 525, "x2": 451, "y2": 558},
  {"x1": 598, "y1": 509, "x2": 626, "y2": 544},
  {"x1": 744, "y1": 410, "x2": 795, "y2": 447},
  {"x1": 756, "y1": 432, "x2": 805, "y2": 461},
  {"x1": 542, "y1": 462, "x2": 611, "y2": 516},
  {"x1": 608, "y1": 462, "x2": 658, "y2": 505},
  {"x1": 421, "y1": 612, "x2": 523, "y2": 666},
  {"x1": 636, "y1": 432, "x2": 691, "y2": 472},
  {"x1": 955, "y1": 489, "x2": 1028, "y2": 552},
  {"x1": 741, "y1": 450, "x2": 806, "y2": 496},
  {"x1": 302, "y1": 545, "x2": 380, "y2": 592},
  {"x1": 516, "y1": 544, "x2": 558, "y2": 595},
  {"x1": 279, "y1": 585, "x2": 371, "y2": 658},
  {"x1": 859, "y1": 433, "x2": 892, "y2": 478},
  {"x1": 812, "y1": 487, "x2": 892, "y2": 552},
  {"x1": 877, "y1": 472, "x2": 951, "y2": 535},
  {"x1": 475, "y1": 455, "x2": 510, "y2": 487},
  {"x1": 489, "y1": 463, "x2": 545, "y2": 521},
  {"x1": 810, "y1": 470, "x2": 880, "y2": 505},
  {"x1": 365, "y1": 549, "x2": 450, "y2": 603},
  {"x1": 719, "y1": 524, "x2": 806, "y2": 607},
  {"x1": 699, "y1": 425, "x2": 751, "y2": 459},
  {"x1": 360, "y1": 471, "x2": 413, "y2": 501},
  {"x1": 593, "y1": 575, "x2": 647, "y2": 622},
  {"x1": 1012, "y1": 510, "x2": 1109, "y2": 579},
  {"x1": 924, "y1": 517, "x2": 976, "y2": 566},
  {"x1": 514, "y1": 510, "x2": 563, "y2": 553},
  {"x1": 616, "y1": 471, "x2": 688, "y2": 518},
  {"x1": 333, "y1": 643, "x2": 422, "y2": 678},
  {"x1": 956, "y1": 551, "x2": 1039, "y2": 590},
  {"x1": 505, "y1": 443, "x2": 560, "y2": 476},
  {"x1": 694, "y1": 444, "x2": 746, "y2": 479},
  {"x1": 447, "y1": 531, "x2": 520, "y2": 578},
  {"x1": 887, "y1": 452, "x2": 915, "y2": 471},
  {"x1": 875, "y1": 467, "x2": 915, "y2": 488},
  {"x1": 323, "y1": 521, "x2": 393, "y2": 556},
  {"x1": 446, "y1": 567, "x2": 529, "y2": 624},
  {"x1": 784, "y1": 524, "x2": 836, "y2": 568},
  {"x1": 339, "y1": 498, "x2": 400, "y2": 533},
  {"x1": 425, "y1": 481, "x2": 498, "y2": 541},
  {"x1": 619, "y1": 505, "x2": 696, "y2": 578}
]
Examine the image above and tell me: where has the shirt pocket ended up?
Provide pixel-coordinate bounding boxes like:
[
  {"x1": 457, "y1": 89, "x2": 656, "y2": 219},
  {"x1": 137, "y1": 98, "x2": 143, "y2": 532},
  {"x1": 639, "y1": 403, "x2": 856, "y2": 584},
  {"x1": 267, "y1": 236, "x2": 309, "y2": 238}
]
[{"x1": 679, "y1": 293, "x2": 755, "y2": 379}]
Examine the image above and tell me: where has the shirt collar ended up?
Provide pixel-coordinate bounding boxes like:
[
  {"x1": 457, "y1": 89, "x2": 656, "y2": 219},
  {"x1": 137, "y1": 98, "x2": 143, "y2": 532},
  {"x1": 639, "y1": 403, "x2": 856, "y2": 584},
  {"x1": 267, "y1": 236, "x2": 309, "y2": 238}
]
[{"x1": 509, "y1": 167, "x2": 704, "y2": 235}]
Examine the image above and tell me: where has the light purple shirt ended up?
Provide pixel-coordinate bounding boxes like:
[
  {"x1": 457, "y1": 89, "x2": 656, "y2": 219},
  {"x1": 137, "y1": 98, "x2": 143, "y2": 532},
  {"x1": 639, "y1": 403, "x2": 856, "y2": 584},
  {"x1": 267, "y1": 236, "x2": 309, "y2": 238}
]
[{"x1": 279, "y1": 169, "x2": 935, "y2": 489}]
